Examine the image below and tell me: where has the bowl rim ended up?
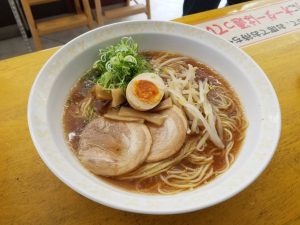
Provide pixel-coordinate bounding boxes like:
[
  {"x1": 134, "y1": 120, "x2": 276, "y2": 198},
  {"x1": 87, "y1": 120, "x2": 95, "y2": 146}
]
[{"x1": 28, "y1": 20, "x2": 281, "y2": 214}]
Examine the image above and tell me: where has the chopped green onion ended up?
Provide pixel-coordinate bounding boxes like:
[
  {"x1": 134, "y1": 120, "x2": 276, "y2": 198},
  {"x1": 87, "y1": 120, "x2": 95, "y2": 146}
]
[{"x1": 92, "y1": 37, "x2": 152, "y2": 89}]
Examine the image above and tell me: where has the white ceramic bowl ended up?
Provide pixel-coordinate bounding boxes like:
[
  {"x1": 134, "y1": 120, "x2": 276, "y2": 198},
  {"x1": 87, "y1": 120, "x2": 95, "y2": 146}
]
[{"x1": 28, "y1": 21, "x2": 281, "y2": 214}]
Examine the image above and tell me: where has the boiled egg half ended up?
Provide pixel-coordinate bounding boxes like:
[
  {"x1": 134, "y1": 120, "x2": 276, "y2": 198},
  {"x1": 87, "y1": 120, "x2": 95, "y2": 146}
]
[{"x1": 126, "y1": 73, "x2": 165, "y2": 111}]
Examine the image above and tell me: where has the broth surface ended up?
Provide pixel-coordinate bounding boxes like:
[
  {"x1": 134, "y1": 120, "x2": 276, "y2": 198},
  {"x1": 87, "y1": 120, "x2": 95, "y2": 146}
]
[{"x1": 63, "y1": 51, "x2": 247, "y2": 194}]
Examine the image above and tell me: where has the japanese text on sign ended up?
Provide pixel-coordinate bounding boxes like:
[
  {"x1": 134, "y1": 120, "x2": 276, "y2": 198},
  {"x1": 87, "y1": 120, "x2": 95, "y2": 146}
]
[{"x1": 196, "y1": 0, "x2": 300, "y2": 47}]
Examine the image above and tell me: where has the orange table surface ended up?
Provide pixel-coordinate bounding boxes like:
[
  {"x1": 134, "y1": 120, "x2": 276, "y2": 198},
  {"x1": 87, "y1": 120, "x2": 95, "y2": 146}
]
[{"x1": 1, "y1": 0, "x2": 300, "y2": 224}]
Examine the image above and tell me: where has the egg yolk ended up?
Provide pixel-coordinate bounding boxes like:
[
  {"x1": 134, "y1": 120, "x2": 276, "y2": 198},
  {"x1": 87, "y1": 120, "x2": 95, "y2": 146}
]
[{"x1": 133, "y1": 80, "x2": 159, "y2": 103}]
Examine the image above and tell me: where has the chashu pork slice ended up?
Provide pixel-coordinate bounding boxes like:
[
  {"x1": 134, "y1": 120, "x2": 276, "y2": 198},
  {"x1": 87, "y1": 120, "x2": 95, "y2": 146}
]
[
  {"x1": 78, "y1": 116, "x2": 152, "y2": 176},
  {"x1": 146, "y1": 105, "x2": 187, "y2": 163}
]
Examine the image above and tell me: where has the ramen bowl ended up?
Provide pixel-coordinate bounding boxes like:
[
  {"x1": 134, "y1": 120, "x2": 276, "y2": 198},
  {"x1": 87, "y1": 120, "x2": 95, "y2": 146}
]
[{"x1": 28, "y1": 21, "x2": 281, "y2": 214}]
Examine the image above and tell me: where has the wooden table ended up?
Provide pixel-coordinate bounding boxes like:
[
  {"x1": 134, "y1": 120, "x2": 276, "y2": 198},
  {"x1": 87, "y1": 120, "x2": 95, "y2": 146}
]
[{"x1": 1, "y1": 1, "x2": 300, "y2": 224}]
